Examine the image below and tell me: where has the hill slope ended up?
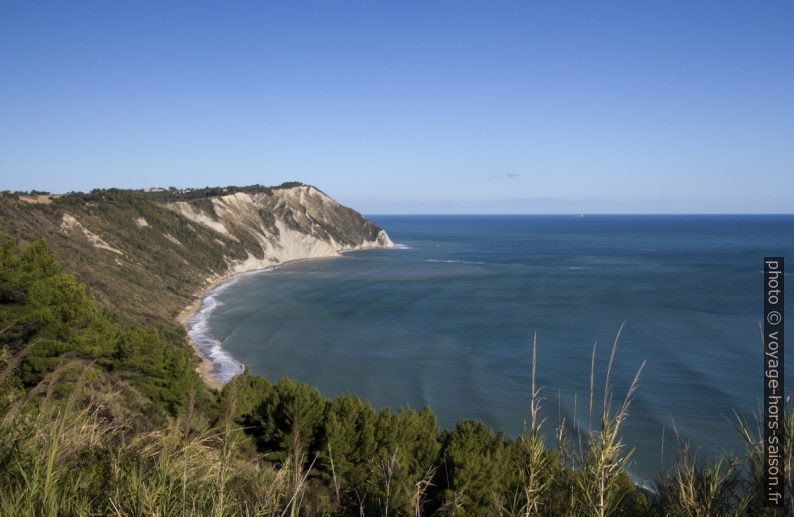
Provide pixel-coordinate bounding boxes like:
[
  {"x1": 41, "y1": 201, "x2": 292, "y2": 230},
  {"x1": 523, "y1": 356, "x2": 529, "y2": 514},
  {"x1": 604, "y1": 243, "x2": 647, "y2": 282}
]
[{"x1": 0, "y1": 183, "x2": 393, "y2": 325}]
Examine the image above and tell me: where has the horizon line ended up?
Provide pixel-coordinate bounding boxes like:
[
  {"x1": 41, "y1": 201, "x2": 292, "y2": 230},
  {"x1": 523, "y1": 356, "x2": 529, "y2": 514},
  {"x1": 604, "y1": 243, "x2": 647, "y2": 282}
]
[{"x1": 365, "y1": 212, "x2": 794, "y2": 216}]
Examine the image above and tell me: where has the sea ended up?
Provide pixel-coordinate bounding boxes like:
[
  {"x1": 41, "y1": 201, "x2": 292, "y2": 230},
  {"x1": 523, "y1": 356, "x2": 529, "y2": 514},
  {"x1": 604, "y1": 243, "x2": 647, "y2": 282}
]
[{"x1": 188, "y1": 215, "x2": 793, "y2": 482}]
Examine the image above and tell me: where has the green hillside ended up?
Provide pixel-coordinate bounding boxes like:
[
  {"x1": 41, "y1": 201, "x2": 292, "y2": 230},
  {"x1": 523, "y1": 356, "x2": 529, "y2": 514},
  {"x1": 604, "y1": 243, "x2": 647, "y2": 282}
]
[{"x1": 0, "y1": 187, "x2": 790, "y2": 515}]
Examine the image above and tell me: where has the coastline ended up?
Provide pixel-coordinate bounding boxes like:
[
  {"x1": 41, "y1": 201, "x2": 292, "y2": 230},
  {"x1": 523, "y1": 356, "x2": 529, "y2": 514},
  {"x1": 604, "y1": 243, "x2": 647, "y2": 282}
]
[
  {"x1": 177, "y1": 250, "x2": 389, "y2": 391},
  {"x1": 176, "y1": 296, "x2": 223, "y2": 391},
  {"x1": 176, "y1": 266, "x2": 266, "y2": 391},
  {"x1": 177, "y1": 295, "x2": 224, "y2": 390}
]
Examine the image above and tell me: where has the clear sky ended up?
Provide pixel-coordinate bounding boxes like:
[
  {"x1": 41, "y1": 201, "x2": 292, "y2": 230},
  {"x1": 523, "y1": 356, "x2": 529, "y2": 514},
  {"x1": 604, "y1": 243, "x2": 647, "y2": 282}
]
[{"x1": 1, "y1": 1, "x2": 792, "y2": 213}]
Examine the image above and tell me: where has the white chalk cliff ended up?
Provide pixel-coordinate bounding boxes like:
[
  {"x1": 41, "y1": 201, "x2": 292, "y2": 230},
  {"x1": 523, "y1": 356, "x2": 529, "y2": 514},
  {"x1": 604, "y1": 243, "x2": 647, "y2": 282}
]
[{"x1": 166, "y1": 185, "x2": 394, "y2": 278}]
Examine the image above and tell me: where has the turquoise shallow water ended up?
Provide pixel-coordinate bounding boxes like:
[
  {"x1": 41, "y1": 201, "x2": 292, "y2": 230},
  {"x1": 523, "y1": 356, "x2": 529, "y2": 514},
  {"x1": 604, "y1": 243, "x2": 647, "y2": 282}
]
[{"x1": 193, "y1": 215, "x2": 793, "y2": 481}]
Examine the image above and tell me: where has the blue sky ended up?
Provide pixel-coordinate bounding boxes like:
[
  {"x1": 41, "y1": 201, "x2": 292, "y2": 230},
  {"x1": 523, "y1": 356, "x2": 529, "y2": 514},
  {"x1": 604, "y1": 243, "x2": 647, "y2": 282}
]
[{"x1": 1, "y1": 1, "x2": 792, "y2": 213}]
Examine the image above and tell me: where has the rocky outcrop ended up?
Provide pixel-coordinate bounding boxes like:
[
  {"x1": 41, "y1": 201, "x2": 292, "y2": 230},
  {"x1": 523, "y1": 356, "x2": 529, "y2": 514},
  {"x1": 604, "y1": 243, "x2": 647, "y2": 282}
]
[{"x1": 166, "y1": 185, "x2": 393, "y2": 277}]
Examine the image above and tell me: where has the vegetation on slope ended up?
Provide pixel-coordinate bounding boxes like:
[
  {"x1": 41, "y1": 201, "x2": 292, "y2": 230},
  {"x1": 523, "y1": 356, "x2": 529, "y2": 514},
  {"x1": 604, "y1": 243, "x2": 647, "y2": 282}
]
[
  {"x1": 0, "y1": 183, "x2": 389, "y2": 326},
  {"x1": 2, "y1": 235, "x2": 792, "y2": 515},
  {"x1": 0, "y1": 236, "x2": 200, "y2": 413}
]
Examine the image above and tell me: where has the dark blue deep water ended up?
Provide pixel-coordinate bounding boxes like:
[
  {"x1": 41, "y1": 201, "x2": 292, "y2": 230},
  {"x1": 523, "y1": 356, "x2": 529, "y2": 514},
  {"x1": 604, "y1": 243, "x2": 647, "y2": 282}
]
[{"x1": 198, "y1": 215, "x2": 793, "y2": 481}]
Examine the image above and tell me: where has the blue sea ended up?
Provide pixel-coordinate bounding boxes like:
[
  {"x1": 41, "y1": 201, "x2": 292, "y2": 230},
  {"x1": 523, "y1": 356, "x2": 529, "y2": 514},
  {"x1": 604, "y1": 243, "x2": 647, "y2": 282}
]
[{"x1": 190, "y1": 215, "x2": 793, "y2": 482}]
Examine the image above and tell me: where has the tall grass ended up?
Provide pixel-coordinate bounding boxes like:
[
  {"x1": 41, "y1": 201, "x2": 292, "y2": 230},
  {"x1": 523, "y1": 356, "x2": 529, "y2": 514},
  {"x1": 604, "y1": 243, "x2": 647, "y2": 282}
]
[
  {"x1": 518, "y1": 332, "x2": 552, "y2": 516},
  {"x1": 653, "y1": 439, "x2": 746, "y2": 516},
  {"x1": 0, "y1": 353, "x2": 299, "y2": 516},
  {"x1": 2, "y1": 333, "x2": 791, "y2": 515},
  {"x1": 733, "y1": 400, "x2": 794, "y2": 515},
  {"x1": 410, "y1": 466, "x2": 436, "y2": 517},
  {"x1": 283, "y1": 424, "x2": 315, "y2": 517},
  {"x1": 573, "y1": 323, "x2": 645, "y2": 517}
]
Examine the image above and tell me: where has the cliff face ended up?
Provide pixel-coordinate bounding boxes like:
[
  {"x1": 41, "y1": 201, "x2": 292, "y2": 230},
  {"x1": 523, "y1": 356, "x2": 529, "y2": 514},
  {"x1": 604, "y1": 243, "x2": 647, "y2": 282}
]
[
  {"x1": 167, "y1": 186, "x2": 393, "y2": 275},
  {"x1": 0, "y1": 184, "x2": 393, "y2": 323}
]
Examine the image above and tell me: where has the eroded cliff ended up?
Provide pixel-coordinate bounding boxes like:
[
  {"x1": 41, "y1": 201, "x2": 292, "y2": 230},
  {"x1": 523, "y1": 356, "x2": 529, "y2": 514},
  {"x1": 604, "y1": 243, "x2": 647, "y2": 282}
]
[{"x1": 0, "y1": 183, "x2": 393, "y2": 324}]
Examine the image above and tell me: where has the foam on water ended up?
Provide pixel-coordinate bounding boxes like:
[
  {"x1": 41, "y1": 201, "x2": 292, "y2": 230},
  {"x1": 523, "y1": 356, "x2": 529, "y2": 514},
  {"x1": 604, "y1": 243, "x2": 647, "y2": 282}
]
[
  {"x1": 187, "y1": 275, "x2": 248, "y2": 382},
  {"x1": 426, "y1": 259, "x2": 486, "y2": 265}
]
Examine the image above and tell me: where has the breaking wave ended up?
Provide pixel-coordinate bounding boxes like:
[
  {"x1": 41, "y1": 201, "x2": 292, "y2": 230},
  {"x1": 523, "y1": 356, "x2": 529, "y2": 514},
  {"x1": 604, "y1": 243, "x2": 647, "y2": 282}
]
[
  {"x1": 187, "y1": 276, "x2": 245, "y2": 383},
  {"x1": 426, "y1": 259, "x2": 485, "y2": 265}
]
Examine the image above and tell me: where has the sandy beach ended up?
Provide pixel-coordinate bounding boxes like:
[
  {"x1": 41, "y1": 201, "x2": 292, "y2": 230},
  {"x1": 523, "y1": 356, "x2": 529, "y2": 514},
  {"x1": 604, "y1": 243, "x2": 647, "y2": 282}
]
[{"x1": 177, "y1": 294, "x2": 224, "y2": 391}]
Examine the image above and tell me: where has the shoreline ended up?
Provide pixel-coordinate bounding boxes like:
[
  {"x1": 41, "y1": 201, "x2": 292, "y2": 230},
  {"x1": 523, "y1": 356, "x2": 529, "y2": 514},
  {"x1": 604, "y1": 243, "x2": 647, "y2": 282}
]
[
  {"x1": 177, "y1": 250, "x2": 388, "y2": 391},
  {"x1": 177, "y1": 265, "x2": 275, "y2": 391},
  {"x1": 177, "y1": 295, "x2": 224, "y2": 391}
]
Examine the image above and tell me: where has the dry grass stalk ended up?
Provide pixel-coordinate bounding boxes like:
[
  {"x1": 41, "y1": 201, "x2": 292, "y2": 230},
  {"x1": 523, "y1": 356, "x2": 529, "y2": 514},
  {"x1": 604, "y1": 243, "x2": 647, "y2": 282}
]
[{"x1": 575, "y1": 322, "x2": 645, "y2": 517}]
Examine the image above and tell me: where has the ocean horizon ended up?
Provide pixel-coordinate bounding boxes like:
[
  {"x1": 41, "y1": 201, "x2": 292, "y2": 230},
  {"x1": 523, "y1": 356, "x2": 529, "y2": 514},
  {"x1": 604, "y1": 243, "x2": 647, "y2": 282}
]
[{"x1": 189, "y1": 214, "x2": 793, "y2": 482}]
